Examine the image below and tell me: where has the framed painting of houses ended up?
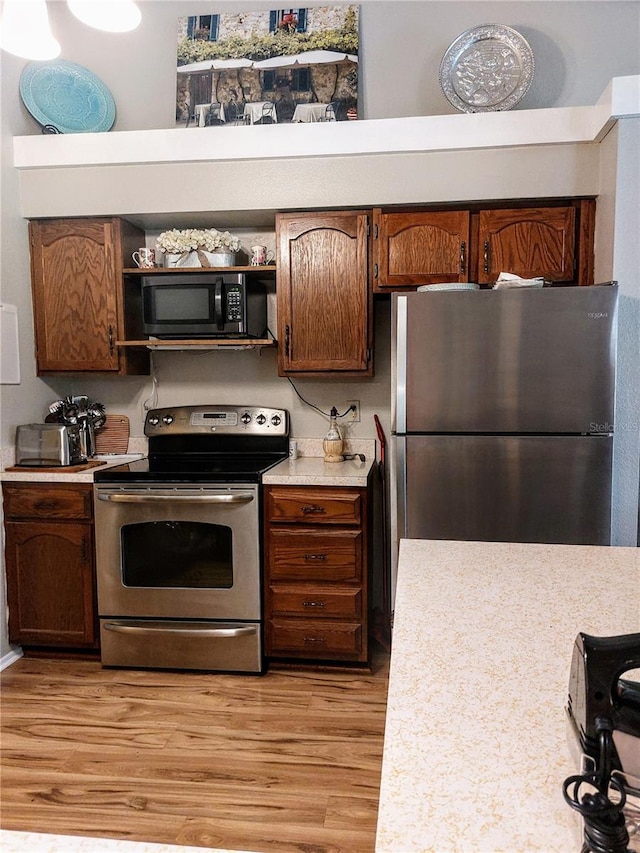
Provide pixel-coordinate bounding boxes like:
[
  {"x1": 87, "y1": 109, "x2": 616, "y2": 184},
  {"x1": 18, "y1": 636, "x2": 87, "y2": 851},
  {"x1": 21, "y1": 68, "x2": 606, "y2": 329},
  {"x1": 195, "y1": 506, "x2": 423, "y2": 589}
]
[{"x1": 176, "y1": 6, "x2": 359, "y2": 127}]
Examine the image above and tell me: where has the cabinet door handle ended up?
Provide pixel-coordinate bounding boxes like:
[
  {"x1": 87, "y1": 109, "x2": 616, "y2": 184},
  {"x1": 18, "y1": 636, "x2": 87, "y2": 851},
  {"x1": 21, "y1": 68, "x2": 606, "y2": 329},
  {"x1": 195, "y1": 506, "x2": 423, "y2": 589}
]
[
  {"x1": 483, "y1": 241, "x2": 490, "y2": 274},
  {"x1": 374, "y1": 262, "x2": 379, "y2": 279},
  {"x1": 304, "y1": 553, "x2": 327, "y2": 561},
  {"x1": 301, "y1": 504, "x2": 326, "y2": 515},
  {"x1": 108, "y1": 325, "x2": 115, "y2": 355},
  {"x1": 460, "y1": 241, "x2": 467, "y2": 273},
  {"x1": 81, "y1": 536, "x2": 88, "y2": 564},
  {"x1": 284, "y1": 324, "x2": 290, "y2": 357},
  {"x1": 302, "y1": 600, "x2": 326, "y2": 608}
]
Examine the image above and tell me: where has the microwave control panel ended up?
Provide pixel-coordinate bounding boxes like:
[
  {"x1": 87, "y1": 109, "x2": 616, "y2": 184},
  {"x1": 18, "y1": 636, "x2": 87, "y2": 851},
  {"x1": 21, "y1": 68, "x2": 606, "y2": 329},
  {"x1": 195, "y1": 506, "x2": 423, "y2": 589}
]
[{"x1": 226, "y1": 285, "x2": 243, "y2": 322}]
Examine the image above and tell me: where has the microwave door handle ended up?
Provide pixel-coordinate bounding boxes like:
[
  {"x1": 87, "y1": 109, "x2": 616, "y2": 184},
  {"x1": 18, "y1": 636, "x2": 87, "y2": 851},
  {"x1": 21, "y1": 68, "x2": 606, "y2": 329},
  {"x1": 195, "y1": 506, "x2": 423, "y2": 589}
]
[{"x1": 214, "y1": 278, "x2": 225, "y2": 331}]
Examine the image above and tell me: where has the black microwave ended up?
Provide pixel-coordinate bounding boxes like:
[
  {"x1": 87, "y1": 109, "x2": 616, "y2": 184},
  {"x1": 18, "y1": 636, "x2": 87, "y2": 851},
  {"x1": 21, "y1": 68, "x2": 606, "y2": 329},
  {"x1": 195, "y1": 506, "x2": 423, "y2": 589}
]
[{"x1": 141, "y1": 273, "x2": 267, "y2": 339}]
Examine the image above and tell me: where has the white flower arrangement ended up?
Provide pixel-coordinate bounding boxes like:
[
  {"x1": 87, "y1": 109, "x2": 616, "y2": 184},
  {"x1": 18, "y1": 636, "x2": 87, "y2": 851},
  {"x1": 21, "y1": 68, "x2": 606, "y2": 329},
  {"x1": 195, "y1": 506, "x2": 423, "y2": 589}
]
[{"x1": 156, "y1": 228, "x2": 241, "y2": 255}]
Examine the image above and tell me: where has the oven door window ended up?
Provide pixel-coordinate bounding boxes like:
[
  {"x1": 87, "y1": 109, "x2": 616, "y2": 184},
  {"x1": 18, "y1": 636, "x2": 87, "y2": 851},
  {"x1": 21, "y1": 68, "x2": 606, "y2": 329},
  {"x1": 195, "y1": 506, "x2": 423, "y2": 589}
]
[{"x1": 121, "y1": 521, "x2": 233, "y2": 588}]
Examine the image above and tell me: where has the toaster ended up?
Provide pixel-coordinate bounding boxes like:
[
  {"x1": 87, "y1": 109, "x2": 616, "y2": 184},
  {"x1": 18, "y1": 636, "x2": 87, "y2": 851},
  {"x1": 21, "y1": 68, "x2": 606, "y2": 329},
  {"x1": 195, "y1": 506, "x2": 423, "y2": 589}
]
[{"x1": 15, "y1": 423, "x2": 86, "y2": 467}]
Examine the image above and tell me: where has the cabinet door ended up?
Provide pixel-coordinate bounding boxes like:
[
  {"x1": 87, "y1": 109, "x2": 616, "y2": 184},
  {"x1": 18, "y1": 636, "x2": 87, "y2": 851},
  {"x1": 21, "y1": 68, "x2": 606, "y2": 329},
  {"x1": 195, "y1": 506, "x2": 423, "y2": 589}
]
[
  {"x1": 4, "y1": 521, "x2": 97, "y2": 647},
  {"x1": 373, "y1": 209, "x2": 471, "y2": 290},
  {"x1": 276, "y1": 211, "x2": 372, "y2": 376},
  {"x1": 29, "y1": 218, "x2": 147, "y2": 374},
  {"x1": 477, "y1": 207, "x2": 576, "y2": 284}
]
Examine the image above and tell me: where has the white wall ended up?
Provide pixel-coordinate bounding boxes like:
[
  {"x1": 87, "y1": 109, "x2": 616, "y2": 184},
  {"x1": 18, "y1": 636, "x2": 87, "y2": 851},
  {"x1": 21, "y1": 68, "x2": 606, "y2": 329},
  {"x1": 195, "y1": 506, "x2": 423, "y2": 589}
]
[{"x1": 2, "y1": 2, "x2": 639, "y2": 658}]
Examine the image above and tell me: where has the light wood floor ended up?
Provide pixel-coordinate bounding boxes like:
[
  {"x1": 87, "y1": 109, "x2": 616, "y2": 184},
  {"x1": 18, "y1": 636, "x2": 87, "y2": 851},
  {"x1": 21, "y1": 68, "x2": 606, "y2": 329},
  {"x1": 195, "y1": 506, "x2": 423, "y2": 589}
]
[{"x1": 0, "y1": 651, "x2": 389, "y2": 852}]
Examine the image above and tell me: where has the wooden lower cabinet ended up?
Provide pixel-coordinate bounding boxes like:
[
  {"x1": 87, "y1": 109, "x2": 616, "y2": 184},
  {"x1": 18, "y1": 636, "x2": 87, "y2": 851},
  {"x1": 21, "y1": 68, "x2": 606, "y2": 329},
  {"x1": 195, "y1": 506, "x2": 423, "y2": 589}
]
[
  {"x1": 2, "y1": 483, "x2": 98, "y2": 649},
  {"x1": 264, "y1": 484, "x2": 369, "y2": 664}
]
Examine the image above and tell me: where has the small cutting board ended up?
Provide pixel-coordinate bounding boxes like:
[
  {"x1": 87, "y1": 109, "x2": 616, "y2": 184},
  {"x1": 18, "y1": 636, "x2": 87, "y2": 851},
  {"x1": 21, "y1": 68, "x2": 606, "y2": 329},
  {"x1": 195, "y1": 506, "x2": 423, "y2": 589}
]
[
  {"x1": 6, "y1": 461, "x2": 104, "y2": 473},
  {"x1": 94, "y1": 414, "x2": 130, "y2": 455}
]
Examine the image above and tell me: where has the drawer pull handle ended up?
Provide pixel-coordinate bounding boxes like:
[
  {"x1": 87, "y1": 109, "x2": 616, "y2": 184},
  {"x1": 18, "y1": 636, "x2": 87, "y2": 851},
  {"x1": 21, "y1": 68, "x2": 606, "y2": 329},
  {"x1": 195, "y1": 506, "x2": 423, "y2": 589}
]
[
  {"x1": 301, "y1": 504, "x2": 326, "y2": 514},
  {"x1": 34, "y1": 500, "x2": 57, "y2": 512},
  {"x1": 303, "y1": 636, "x2": 326, "y2": 644},
  {"x1": 304, "y1": 553, "x2": 327, "y2": 561},
  {"x1": 302, "y1": 600, "x2": 326, "y2": 608}
]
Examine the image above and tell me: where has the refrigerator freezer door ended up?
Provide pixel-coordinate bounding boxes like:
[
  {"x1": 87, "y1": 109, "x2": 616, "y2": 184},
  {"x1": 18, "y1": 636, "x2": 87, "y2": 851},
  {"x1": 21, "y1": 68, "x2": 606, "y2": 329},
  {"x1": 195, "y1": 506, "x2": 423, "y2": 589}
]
[
  {"x1": 395, "y1": 433, "x2": 613, "y2": 547},
  {"x1": 394, "y1": 286, "x2": 617, "y2": 434}
]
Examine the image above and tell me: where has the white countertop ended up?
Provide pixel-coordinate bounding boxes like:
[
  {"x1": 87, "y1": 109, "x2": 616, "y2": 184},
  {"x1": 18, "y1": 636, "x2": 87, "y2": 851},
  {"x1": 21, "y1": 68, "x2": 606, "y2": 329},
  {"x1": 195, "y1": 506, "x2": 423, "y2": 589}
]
[{"x1": 375, "y1": 539, "x2": 640, "y2": 853}]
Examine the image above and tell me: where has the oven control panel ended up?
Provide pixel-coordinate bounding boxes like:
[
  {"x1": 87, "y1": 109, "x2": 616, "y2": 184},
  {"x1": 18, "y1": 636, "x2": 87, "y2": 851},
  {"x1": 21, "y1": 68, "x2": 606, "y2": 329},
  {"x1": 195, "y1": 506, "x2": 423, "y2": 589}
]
[{"x1": 144, "y1": 405, "x2": 289, "y2": 436}]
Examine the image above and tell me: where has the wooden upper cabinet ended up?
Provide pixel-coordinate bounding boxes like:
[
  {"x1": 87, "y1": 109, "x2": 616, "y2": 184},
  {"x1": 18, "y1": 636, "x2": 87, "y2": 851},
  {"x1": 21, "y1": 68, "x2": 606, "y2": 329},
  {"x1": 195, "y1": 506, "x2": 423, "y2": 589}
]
[
  {"x1": 372, "y1": 200, "x2": 595, "y2": 291},
  {"x1": 373, "y1": 209, "x2": 471, "y2": 291},
  {"x1": 276, "y1": 211, "x2": 372, "y2": 377},
  {"x1": 29, "y1": 217, "x2": 149, "y2": 374},
  {"x1": 477, "y1": 207, "x2": 577, "y2": 285}
]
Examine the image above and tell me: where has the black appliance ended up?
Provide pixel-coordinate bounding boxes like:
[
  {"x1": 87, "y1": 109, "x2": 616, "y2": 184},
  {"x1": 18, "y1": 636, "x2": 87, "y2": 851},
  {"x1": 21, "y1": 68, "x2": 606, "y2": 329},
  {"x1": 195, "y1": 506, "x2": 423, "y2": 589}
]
[
  {"x1": 142, "y1": 272, "x2": 267, "y2": 338},
  {"x1": 93, "y1": 405, "x2": 289, "y2": 673},
  {"x1": 564, "y1": 632, "x2": 640, "y2": 853}
]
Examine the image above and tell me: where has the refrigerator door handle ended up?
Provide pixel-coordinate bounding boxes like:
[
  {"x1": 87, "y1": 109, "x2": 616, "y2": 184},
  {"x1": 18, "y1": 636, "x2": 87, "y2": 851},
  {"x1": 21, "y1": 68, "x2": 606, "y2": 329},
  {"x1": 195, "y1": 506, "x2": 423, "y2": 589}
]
[{"x1": 395, "y1": 296, "x2": 408, "y2": 434}]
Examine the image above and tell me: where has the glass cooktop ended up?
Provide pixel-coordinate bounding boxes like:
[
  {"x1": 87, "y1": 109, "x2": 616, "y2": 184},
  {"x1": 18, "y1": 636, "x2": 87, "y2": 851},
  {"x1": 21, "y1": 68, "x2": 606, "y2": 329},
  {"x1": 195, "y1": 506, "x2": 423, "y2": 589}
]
[{"x1": 93, "y1": 454, "x2": 287, "y2": 483}]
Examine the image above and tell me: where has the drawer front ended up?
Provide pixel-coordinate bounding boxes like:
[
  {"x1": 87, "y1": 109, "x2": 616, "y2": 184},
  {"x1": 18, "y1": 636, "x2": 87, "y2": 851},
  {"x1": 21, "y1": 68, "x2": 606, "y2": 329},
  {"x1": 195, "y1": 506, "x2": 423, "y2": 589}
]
[
  {"x1": 3, "y1": 483, "x2": 93, "y2": 520},
  {"x1": 268, "y1": 618, "x2": 364, "y2": 659},
  {"x1": 270, "y1": 585, "x2": 362, "y2": 619},
  {"x1": 268, "y1": 528, "x2": 362, "y2": 582},
  {"x1": 267, "y1": 487, "x2": 362, "y2": 525}
]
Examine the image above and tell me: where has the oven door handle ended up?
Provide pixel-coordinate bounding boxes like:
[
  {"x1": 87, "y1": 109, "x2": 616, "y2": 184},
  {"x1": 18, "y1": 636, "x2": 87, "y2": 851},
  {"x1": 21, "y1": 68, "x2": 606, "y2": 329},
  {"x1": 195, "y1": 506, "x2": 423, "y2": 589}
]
[
  {"x1": 97, "y1": 492, "x2": 254, "y2": 504},
  {"x1": 103, "y1": 621, "x2": 258, "y2": 638}
]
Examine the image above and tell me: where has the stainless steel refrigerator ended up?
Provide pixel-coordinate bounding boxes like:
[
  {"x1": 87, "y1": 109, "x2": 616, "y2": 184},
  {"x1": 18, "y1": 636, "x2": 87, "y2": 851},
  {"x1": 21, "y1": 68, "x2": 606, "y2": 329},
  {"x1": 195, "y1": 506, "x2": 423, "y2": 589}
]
[{"x1": 390, "y1": 284, "x2": 618, "y2": 603}]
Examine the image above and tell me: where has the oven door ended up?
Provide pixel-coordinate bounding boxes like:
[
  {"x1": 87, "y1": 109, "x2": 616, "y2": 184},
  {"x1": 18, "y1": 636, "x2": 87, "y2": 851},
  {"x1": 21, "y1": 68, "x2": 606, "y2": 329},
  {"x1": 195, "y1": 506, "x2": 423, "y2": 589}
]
[{"x1": 94, "y1": 483, "x2": 262, "y2": 672}]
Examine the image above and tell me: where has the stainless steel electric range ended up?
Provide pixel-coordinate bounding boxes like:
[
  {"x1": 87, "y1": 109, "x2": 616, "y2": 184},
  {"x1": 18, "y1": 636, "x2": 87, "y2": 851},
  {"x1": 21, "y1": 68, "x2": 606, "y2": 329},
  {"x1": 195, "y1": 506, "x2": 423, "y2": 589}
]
[{"x1": 93, "y1": 404, "x2": 289, "y2": 673}]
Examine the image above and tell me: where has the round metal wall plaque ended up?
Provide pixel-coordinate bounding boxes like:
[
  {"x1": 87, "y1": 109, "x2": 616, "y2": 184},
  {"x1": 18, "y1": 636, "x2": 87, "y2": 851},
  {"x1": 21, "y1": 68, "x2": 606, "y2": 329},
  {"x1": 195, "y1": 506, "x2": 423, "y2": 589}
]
[{"x1": 439, "y1": 24, "x2": 535, "y2": 113}]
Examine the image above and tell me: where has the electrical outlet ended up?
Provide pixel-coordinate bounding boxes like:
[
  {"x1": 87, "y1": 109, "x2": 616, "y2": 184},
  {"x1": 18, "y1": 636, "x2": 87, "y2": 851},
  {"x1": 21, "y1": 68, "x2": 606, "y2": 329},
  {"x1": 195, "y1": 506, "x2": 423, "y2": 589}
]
[{"x1": 346, "y1": 400, "x2": 360, "y2": 423}]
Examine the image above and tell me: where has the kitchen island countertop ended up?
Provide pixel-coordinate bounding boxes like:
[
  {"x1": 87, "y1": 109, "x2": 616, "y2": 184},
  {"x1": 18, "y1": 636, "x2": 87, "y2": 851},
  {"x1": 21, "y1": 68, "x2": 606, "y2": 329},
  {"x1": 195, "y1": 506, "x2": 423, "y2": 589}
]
[{"x1": 375, "y1": 539, "x2": 640, "y2": 852}]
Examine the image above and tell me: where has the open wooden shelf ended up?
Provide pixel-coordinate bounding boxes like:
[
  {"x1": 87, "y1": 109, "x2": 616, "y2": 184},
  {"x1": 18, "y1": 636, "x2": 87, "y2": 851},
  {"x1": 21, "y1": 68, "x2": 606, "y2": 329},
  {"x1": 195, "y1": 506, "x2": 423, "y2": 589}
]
[
  {"x1": 117, "y1": 338, "x2": 276, "y2": 350},
  {"x1": 123, "y1": 265, "x2": 276, "y2": 275}
]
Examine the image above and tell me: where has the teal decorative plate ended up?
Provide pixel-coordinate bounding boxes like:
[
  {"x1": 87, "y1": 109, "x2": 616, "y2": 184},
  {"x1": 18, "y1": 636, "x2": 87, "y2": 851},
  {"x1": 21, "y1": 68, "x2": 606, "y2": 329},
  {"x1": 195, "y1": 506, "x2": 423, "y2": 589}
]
[{"x1": 19, "y1": 59, "x2": 116, "y2": 133}]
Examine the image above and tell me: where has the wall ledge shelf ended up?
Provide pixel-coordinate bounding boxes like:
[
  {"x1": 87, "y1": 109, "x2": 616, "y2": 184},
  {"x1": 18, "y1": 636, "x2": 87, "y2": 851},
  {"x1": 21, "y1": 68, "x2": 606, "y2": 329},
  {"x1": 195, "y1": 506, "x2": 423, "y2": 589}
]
[{"x1": 12, "y1": 76, "x2": 639, "y2": 171}]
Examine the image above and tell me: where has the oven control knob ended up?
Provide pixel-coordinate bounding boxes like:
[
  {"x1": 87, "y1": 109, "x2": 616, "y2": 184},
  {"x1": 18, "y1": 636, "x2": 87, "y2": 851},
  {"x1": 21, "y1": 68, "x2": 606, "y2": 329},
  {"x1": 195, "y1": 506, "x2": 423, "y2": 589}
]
[
  {"x1": 256, "y1": 414, "x2": 267, "y2": 425},
  {"x1": 271, "y1": 414, "x2": 282, "y2": 426},
  {"x1": 147, "y1": 415, "x2": 159, "y2": 426},
  {"x1": 240, "y1": 412, "x2": 252, "y2": 424},
  {"x1": 162, "y1": 414, "x2": 174, "y2": 425}
]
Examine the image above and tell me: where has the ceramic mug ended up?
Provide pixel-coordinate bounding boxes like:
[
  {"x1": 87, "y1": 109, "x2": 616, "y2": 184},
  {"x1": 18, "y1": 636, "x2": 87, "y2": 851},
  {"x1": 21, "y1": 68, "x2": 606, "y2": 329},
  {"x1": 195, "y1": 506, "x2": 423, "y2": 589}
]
[
  {"x1": 132, "y1": 248, "x2": 156, "y2": 268},
  {"x1": 250, "y1": 245, "x2": 274, "y2": 266}
]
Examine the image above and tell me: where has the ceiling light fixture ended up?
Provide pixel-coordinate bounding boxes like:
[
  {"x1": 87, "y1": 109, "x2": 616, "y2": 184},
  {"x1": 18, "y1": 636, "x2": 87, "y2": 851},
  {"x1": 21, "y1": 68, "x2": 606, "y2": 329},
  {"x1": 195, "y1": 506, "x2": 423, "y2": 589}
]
[
  {"x1": 0, "y1": 0, "x2": 61, "y2": 60},
  {"x1": 66, "y1": 0, "x2": 142, "y2": 34}
]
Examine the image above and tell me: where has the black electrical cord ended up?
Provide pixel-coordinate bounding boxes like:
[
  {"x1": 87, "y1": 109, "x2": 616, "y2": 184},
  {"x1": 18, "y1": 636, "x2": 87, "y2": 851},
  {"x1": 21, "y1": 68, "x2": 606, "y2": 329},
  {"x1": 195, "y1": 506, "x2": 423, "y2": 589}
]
[
  {"x1": 562, "y1": 722, "x2": 631, "y2": 853},
  {"x1": 286, "y1": 378, "x2": 353, "y2": 419}
]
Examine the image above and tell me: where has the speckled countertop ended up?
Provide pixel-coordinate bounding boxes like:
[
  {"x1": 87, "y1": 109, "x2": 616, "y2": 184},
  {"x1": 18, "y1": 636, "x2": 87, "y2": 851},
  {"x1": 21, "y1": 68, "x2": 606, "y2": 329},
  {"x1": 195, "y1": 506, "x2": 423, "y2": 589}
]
[
  {"x1": 0, "y1": 441, "x2": 147, "y2": 483},
  {"x1": 0, "y1": 440, "x2": 376, "y2": 486},
  {"x1": 375, "y1": 539, "x2": 640, "y2": 853},
  {"x1": 263, "y1": 438, "x2": 375, "y2": 487}
]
